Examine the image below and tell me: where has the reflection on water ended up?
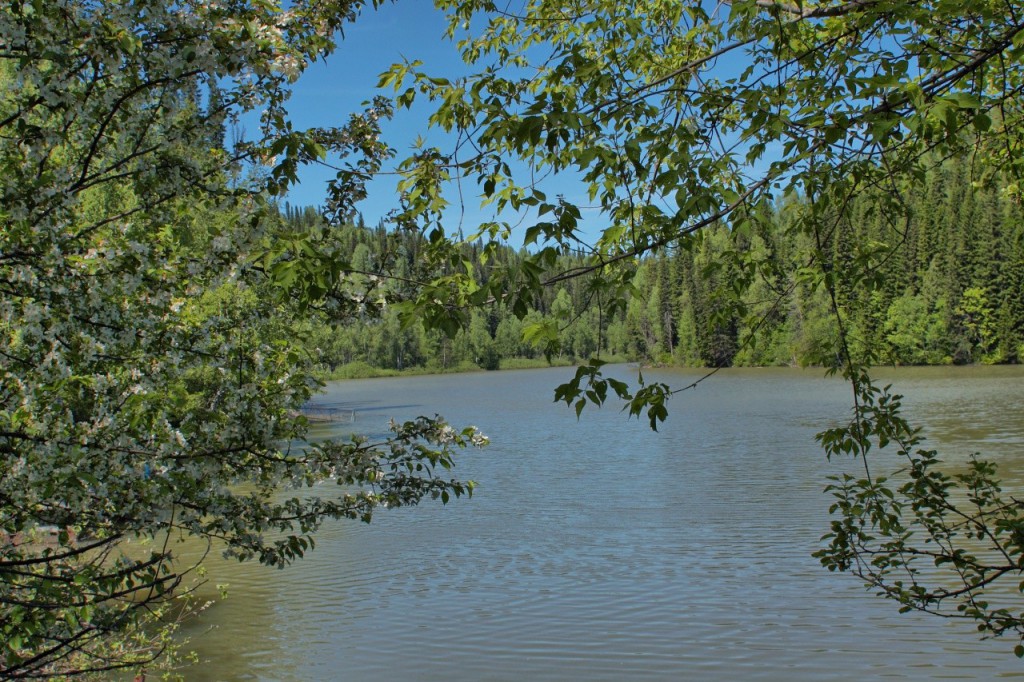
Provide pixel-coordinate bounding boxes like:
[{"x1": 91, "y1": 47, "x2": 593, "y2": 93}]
[{"x1": 174, "y1": 366, "x2": 1024, "y2": 681}]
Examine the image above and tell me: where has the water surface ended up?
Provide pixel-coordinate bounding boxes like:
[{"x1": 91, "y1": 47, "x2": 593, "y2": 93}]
[{"x1": 178, "y1": 365, "x2": 1024, "y2": 680}]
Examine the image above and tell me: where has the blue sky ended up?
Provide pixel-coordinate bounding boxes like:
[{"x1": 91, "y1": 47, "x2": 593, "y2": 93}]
[
  {"x1": 279, "y1": 2, "x2": 777, "y2": 242},
  {"x1": 282, "y1": 2, "x2": 601, "y2": 240},
  {"x1": 283, "y1": 3, "x2": 465, "y2": 221}
]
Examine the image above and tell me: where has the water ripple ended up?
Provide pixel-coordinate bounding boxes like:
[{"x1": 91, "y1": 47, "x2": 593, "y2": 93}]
[{"x1": 177, "y1": 366, "x2": 1024, "y2": 681}]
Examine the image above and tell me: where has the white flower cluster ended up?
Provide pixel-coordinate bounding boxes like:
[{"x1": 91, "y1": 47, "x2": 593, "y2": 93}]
[{"x1": 468, "y1": 428, "x2": 490, "y2": 447}]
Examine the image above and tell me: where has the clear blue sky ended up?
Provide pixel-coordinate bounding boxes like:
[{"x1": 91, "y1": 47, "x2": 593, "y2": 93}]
[
  {"x1": 282, "y1": 2, "x2": 596, "y2": 240},
  {"x1": 283, "y1": 3, "x2": 465, "y2": 222},
  {"x1": 280, "y1": 2, "x2": 773, "y2": 242}
]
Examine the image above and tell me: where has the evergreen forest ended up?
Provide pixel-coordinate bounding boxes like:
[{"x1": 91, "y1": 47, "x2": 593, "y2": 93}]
[{"x1": 293, "y1": 157, "x2": 1024, "y2": 376}]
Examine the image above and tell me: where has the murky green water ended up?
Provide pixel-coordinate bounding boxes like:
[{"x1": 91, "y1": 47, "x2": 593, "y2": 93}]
[{"x1": 175, "y1": 365, "x2": 1024, "y2": 680}]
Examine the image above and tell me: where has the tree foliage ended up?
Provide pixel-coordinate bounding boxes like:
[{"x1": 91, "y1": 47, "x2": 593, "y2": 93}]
[
  {"x1": 6, "y1": 0, "x2": 1024, "y2": 673},
  {"x1": 288, "y1": 155, "x2": 1024, "y2": 377},
  {"x1": 0, "y1": 1, "x2": 483, "y2": 677},
  {"x1": 294, "y1": 154, "x2": 1024, "y2": 376},
  {"x1": 381, "y1": 0, "x2": 1024, "y2": 653}
]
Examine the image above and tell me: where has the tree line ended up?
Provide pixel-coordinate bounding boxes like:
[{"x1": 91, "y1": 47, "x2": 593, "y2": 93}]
[{"x1": 291, "y1": 156, "x2": 1024, "y2": 375}]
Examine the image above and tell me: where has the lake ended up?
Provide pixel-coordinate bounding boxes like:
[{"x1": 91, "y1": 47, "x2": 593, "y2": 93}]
[{"x1": 176, "y1": 365, "x2": 1024, "y2": 680}]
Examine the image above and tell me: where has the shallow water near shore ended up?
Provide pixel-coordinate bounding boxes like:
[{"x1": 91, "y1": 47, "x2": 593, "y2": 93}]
[{"x1": 176, "y1": 365, "x2": 1024, "y2": 681}]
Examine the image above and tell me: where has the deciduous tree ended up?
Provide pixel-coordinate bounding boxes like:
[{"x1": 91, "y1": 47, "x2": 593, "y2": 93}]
[
  {"x1": 0, "y1": 1, "x2": 483, "y2": 677},
  {"x1": 384, "y1": 0, "x2": 1024, "y2": 653}
]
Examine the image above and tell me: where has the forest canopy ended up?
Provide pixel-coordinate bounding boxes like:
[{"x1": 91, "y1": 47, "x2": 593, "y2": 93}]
[{"x1": 291, "y1": 154, "x2": 1024, "y2": 376}]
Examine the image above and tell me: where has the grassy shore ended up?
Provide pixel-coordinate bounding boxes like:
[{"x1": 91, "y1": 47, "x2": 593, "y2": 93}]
[{"x1": 319, "y1": 355, "x2": 632, "y2": 381}]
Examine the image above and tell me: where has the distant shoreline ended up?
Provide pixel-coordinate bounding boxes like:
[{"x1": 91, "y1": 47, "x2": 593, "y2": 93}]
[
  {"x1": 320, "y1": 356, "x2": 584, "y2": 381},
  {"x1": 319, "y1": 357, "x2": 1022, "y2": 382}
]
